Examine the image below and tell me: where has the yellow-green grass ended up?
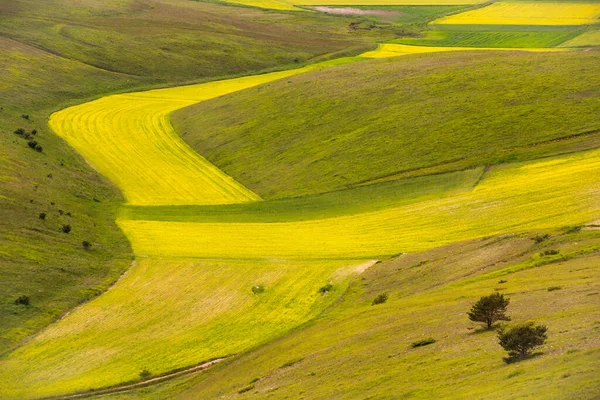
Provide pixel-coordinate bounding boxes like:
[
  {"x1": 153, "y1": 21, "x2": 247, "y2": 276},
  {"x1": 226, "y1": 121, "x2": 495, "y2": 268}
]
[
  {"x1": 0, "y1": 258, "x2": 370, "y2": 399},
  {"x1": 361, "y1": 43, "x2": 569, "y2": 57},
  {"x1": 100, "y1": 231, "x2": 600, "y2": 399},
  {"x1": 49, "y1": 68, "x2": 318, "y2": 206},
  {"x1": 560, "y1": 29, "x2": 600, "y2": 46},
  {"x1": 119, "y1": 148, "x2": 600, "y2": 260},
  {"x1": 432, "y1": 2, "x2": 600, "y2": 26}
]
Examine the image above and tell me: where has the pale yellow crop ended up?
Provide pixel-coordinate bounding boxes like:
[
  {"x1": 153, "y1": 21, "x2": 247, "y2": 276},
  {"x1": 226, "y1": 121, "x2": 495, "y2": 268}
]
[
  {"x1": 49, "y1": 68, "x2": 310, "y2": 205},
  {"x1": 432, "y1": 3, "x2": 600, "y2": 26},
  {"x1": 361, "y1": 44, "x2": 568, "y2": 58}
]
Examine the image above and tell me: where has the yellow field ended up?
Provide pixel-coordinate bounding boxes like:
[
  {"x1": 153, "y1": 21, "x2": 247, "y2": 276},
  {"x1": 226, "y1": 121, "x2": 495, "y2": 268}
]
[
  {"x1": 0, "y1": 258, "x2": 369, "y2": 398},
  {"x1": 361, "y1": 43, "x2": 567, "y2": 58},
  {"x1": 49, "y1": 68, "x2": 312, "y2": 205},
  {"x1": 225, "y1": 0, "x2": 298, "y2": 10},
  {"x1": 119, "y1": 148, "x2": 600, "y2": 259},
  {"x1": 432, "y1": 3, "x2": 600, "y2": 25}
]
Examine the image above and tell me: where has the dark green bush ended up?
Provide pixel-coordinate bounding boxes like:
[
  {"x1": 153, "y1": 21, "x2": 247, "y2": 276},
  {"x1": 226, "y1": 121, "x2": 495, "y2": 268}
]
[
  {"x1": 61, "y1": 224, "x2": 71, "y2": 234},
  {"x1": 411, "y1": 337, "x2": 436, "y2": 348},
  {"x1": 547, "y1": 286, "x2": 562, "y2": 292},
  {"x1": 139, "y1": 369, "x2": 151, "y2": 380},
  {"x1": 39, "y1": 212, "x2": 46, "y2": 220},
  {"x1": 15, "y1": 295, "x2": 30, "y2": 306},
  {"x1": 532, "y1": 234, "x2": 550, "y2": 243},
  {"x1": 14, "y1": 128, "x2": 25, "y2": 135},
  {"x1": 318, "y1": 284, "x2": 333, "y2": 294},
  {"x1": 82, "y1": 241, "x2": 92, "y2": 249},
  {"x1": 251, "y1": 285, "x2": 265, "y2": 294},
  {"x1": 27, "y1": 140, "x2": 38, "y2": 149},
  {"x1": 498, "y1": 322, "x2": 547, "y2": 361},
  {"x1": 540, "y1": 249, "x2": 560, "y2": 256},
  {"x1": 372, "y1": 293, "x2": 388, "y2": 305}
]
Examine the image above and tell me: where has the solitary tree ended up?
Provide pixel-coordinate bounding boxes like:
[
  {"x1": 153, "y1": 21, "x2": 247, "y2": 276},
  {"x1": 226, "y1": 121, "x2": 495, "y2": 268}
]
[
  {"x1": 468, "y1": 293, "x2": 510, "y2": 329},
  {"x1": 498, "y1": 322, "x2": 547, "y2": 360}
]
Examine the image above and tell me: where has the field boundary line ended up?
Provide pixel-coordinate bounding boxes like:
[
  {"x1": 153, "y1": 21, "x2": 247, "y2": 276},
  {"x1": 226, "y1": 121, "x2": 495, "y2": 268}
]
[{"x1": 39, "y1": 357, "x2": 228, "y2": 400}]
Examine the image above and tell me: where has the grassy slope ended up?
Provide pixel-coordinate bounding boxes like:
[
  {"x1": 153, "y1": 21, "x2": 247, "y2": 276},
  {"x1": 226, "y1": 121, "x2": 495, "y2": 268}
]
[
  {"x1": 0, "y1": 0, "x2": 381, "y2": 83},
  {"x1": 0, "y1": 0, "x2": 379, "y2": 355},
  {"x1": 0, "y1": 258, "x2": 370, "y2": 399},
  {"x1": 107, "y1": 229, "x2": 600, "y2": 399},
  {"x1": 172, "y1": 50, "x2": 600, "y2": 199}
]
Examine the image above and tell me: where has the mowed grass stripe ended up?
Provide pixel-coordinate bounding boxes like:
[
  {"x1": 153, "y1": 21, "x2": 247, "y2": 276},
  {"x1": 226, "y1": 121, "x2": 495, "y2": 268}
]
[
  {"x1": 119, "y1": 148, "x2": 600, "y2": 259},
  {"x1": 49, "y1": 68, "x2": 312, "y2": 206},
  {"x1": 0, "y1": 258, "x2": 369, "y2": 399},
  {"x1": 432, "y1": 2, "x2": 600, "y2": 26}
]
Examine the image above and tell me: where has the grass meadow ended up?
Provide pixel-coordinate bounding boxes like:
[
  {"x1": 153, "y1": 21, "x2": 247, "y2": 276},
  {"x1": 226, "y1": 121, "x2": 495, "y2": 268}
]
[{"x1": 172, "y1": 50, "x2": 596, "y2": 199}]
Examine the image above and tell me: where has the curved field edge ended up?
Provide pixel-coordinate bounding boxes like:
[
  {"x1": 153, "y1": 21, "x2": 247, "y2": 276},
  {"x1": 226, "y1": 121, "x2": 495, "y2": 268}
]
[
  {"x1": 0, "y1": 259, "x2": 374, "y2": 399},
  {"x1": 118, "y1": 146, "x2": 600, "y2": 260}
]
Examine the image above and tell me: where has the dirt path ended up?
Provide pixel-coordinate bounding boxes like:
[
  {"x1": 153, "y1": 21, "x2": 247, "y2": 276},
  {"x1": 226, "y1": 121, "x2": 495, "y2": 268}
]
[{"x1": 42, "y1": 358, "x2": 226, "y2": 399}]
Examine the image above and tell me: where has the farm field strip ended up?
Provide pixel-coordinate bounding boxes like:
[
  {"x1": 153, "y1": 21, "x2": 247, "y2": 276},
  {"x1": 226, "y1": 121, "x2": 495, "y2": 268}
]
[
  {"x1": 361, "y1": 43, "x2": 568, "y2": 58},
  {"x1": 392, "y1": 31, "x2": 582, "y2": 48},
  {"x1": 119, "y1": 147, "x2": 600, "y2": 260},
  {"x1": 560, "y1": 29, "x2": 600, "y2": 46},
  {"x1": 0, "y1": 258, "x2": 370, "y2": 398},
  {"x1": 432, "y1": 2, "x2": 600, "y2": 26},
  {"x1": 49, "y1": 68, "x2": 315, "y2": 206}
]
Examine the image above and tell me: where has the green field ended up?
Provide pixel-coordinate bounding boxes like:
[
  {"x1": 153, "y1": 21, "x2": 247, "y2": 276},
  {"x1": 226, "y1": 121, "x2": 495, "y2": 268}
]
[
  {"x1": 393, "y1": 30, "x2": 582, "y2": 47},
  {"x1": 172, "y1": 50, "x2": 599, "y2": 199},
  {"x1": 1, "y1": 0, "x2": 599, "y2": 398}
]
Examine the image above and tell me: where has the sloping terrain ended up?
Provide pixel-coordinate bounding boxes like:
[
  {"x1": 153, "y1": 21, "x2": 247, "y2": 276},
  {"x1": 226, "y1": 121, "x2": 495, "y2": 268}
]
[
  {"x1": 104, "y1": 229, "x2": 600, "y2": 399},
  {"x1": 0, "y1": 0, "x2": 379, "y2": 357},
  {"x1": 172, "y1": 50, "x2": 600, "y2": 199}
]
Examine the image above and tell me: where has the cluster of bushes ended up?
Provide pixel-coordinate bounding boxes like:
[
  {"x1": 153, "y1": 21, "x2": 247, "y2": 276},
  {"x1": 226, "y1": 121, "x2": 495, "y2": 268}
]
[{"x1": 13, "y1": 127, "x2": 42, "y2": 152}]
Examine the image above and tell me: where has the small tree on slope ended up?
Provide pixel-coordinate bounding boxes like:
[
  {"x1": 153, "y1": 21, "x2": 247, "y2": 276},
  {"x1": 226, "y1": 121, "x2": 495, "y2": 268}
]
[
  {"x1": 468, "y1": 293, "x2": 510, "y2": 329},
  {"x1": 498, "y1": 322, "x2": 547, "y2": 360}
]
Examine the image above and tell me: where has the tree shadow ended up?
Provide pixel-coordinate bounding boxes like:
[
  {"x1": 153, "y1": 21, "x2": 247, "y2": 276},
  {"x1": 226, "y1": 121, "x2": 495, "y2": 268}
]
[{"x1": 503, "y1": 352, "x2": 544, "y2": 364}]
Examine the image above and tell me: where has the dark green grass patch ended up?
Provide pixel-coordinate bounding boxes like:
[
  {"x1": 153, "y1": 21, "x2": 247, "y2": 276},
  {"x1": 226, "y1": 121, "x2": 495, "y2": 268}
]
[{"x1": 392, "y1": 30, "x2": 581, "y2": 48}]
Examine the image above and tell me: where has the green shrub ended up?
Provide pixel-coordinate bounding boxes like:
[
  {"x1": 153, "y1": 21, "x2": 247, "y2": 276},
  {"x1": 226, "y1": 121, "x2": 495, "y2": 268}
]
[
  {"x1": 540, "y1": 249, "x2": 560, "y2": 256},
  {"x1": 82, "y1": 241, "x2": 92, "y2": 249},
  {"x1": 251, "y1": 285, "x2": 265, "y2": 294},
  {"x1": 318, "y1": 284, "x2": 333, "y2": 294},
  {"x1": 468, "y1": 293, "x2": 510, "y2": 329},
  {"x1": 532, "y1": 234, "x2": 550, "y2": 243},
  {"x1": 139, "y1": 369, "x2": 151, "y2": 380},
  {"x1": 238, "y1": 385, "x2": 254, "y2": 394},
  {"x1": 498, "y1": 322, "x2": 547, "y2": 361},
  {"x1": 547, "y1": 286, "x2": 562, "y2": 292},
  {"x1": 27, "y1": 140, "x2": 38, "y2": 149},
  {"x1": 411, "y1": 337, "x2": 436, "y2": 348},
  {"x1": 15, "y1": 295, "x2": 30, "y2": 306},
  {"x1": 61, "y1": 224, "x2": 71, "y2": 234},
  {"x1": 372, "y1": 293, "x2": 388, "y2": 305},
  {"x1": 14, "y1": 128, "x2": 25, "y2": 135},
  {"x1": 39, "y1": 212, "x2": 46, "y2": 220}
]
